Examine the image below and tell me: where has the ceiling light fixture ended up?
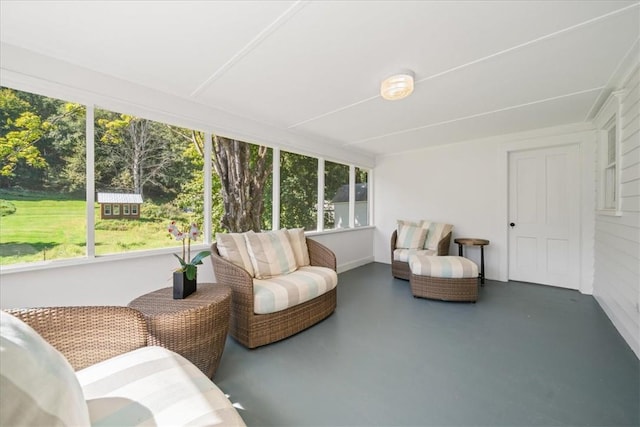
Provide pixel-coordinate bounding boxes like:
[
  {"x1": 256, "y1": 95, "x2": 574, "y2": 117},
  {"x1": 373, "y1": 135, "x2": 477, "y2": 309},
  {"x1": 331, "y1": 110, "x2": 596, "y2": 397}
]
[{"x1": 380, "y1": 70, "x2": 415, "y2": 101}]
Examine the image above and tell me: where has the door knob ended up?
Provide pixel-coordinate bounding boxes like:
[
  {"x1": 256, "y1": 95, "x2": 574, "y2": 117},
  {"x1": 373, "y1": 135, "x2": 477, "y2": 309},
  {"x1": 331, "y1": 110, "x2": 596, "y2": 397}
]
[{"x1": 510, "y1": 222, "x2": 515, "y2": 227}]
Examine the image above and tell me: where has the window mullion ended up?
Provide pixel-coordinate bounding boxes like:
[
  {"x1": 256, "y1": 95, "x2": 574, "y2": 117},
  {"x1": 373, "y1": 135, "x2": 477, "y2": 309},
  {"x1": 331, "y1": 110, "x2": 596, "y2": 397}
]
[
  {"x1": 317, "y1": 158, "x2": 325, "y2": 232},
  {"x1": 86, "y1": 104, "x2": 95, "y2": 258},
  {"x1": 203, "y1": 132, "x2": 212, "y2": 244}
]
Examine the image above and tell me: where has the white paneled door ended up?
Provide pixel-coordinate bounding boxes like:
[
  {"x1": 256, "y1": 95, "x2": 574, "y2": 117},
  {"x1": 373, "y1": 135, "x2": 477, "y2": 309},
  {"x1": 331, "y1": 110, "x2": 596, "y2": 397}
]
[{"x1": 508, "y1": 144, "x2": 580, "y2": 289}]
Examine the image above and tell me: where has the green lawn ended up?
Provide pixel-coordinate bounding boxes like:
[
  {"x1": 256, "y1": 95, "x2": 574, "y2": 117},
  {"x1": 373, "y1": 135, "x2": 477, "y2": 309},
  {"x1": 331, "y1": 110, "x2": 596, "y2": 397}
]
[{"x1": 0, "y1": 190, "x2": 184, "y2": 265}]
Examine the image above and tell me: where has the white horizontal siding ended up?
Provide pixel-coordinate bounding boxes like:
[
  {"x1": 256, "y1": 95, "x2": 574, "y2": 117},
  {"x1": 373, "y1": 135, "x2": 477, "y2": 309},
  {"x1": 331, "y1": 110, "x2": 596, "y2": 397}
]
[{"x1": 594, "y1": 65, "x2": 640, "y2": 359}]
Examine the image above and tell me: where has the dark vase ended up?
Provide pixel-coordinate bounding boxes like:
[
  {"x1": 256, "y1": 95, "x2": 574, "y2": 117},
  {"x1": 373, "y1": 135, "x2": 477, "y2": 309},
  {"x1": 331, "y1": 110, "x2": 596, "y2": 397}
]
[{"x1": 173, "y1": 271, "x2": 197, "y2": 299}]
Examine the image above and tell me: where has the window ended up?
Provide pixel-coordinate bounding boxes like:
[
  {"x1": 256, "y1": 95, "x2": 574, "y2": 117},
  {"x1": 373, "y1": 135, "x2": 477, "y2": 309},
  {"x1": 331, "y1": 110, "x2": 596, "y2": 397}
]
[
  {"x1": 104, "y1": 204, "x2": 112, "y2": 216},
  {"x1": 355, "y1": 167, "x2": 369, "y2": 226},
  {"x1": 280, "y1": 151, "x2": 318, "y2": 231},
  {"x1": 604, "y1": 121, "x2": 617, "y2": 209},
  {"x1": 594, "y1": 90, "x2": 624, "y2": 215},
  {"x1": 94, "y1": 107, "x2": 203, "y2": 255},
  {"x1": 324, "y1": 161, "x2": 350, "y2": 229},
  {"x1": 0, "y1": 87, "x2": 87, "y2": 266},
  {"x1": 123, "y1": 204, "x2": 130, "y2": 215}
]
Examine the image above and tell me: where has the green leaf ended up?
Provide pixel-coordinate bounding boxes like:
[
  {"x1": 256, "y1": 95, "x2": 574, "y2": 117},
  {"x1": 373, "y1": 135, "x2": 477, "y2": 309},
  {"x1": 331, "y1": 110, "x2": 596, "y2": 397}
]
[
  {"x1": 173, "y1": 253, "x2": 187, "y2": 268},
  {"x1": 184, "y1": 264, "x2": 197, "y2": 280},
  {"x1": 190, "y1": 250, "x2": 211, "y2": 266}
]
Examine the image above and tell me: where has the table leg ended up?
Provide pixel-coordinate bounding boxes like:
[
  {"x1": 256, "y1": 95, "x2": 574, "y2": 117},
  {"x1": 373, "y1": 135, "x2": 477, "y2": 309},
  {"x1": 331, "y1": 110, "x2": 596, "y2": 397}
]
[
  {"x1": 480, "y1": 245, "x2": 485, "y2": 286},
  {"x1": 458, "y1": 244, "x2": 463, "y2": 256}
]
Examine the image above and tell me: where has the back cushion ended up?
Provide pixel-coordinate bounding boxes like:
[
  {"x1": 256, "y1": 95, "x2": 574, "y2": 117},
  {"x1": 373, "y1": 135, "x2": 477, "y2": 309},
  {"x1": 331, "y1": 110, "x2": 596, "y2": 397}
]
[
  {"x1": 421, "y1": 221, "x2": 454, "y2": 251},
  {"x1": 0, "y1": 311, "x2": 91, "y2": 427},
  {"x1": 286, "y1": 228, "x2": 310, "y2": 267},
  {"x1": 395, "y1": 222, "x2": 428, "y2": 249},
  {"x1": 244, "y1": 230, "x2": 298, "y2": 279},
  {"x1": 215, "y1": 232, "x2": 255, "y2": 277}
]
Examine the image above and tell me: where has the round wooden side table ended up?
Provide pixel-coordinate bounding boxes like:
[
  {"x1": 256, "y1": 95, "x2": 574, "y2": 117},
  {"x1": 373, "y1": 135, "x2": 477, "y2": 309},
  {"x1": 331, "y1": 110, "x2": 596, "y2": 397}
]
[
  {"x1": 454, "y1": 238, "x2": 490, "y2": 286},
  {"x1": 128, "y1": 283, "x2": 231, "y2": 379}
]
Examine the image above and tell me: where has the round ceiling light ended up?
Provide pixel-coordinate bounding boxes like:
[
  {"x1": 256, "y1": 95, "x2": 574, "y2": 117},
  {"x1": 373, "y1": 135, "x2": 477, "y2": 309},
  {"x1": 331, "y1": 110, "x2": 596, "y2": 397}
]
[{"x1": 380, "y1": 70, "x2": 415, "y2": 101}]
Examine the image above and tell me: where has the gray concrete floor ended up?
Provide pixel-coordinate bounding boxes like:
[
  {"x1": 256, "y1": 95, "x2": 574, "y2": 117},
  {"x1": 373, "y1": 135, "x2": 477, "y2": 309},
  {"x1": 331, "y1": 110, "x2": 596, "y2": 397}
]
[{"x1": 214, "y1": 262, "x2": 639, "y2": 426}]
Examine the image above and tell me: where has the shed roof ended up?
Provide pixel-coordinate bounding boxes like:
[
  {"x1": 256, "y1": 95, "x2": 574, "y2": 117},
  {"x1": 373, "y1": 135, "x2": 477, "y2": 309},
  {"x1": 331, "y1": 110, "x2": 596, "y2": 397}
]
[
  {"x1": 97, "y1": 192, "x2": 143, "y2": 204},
  {"x1": 332, "y1": 183, "x2": 368, "y2": 203}
]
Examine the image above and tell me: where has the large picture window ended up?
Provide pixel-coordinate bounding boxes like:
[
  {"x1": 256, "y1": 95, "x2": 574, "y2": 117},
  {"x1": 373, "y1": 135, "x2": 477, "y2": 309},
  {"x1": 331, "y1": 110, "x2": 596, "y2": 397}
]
[
  {"x1": 93, "y1": 108, "x2": 204, "y2": 255},
  {"x1": 0, "y1": 87, "x2": 86, "y2": 266},
  {"x1": 280, "y1": 151, "x2": 318, "y2": 231}
]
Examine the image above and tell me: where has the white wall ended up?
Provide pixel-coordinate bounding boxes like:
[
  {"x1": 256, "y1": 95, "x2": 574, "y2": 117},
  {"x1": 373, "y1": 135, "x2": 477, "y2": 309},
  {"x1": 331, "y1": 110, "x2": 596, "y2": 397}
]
[
  {"x1": 0, "y1": 229, "x2": 374, "y2": 309},
  {"x1": 373, "y1": 124, "x2": 596, "y2": 291},
  {"x1": 593, "y1": 66, "x2": 640, "y2": 358}
]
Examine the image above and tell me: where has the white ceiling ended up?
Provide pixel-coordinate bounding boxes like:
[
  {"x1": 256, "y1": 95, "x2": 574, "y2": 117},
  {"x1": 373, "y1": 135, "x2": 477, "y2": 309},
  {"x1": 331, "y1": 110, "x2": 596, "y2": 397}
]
[{"x1": 1, "y1": 1, "x2": 639, "y2": 157}]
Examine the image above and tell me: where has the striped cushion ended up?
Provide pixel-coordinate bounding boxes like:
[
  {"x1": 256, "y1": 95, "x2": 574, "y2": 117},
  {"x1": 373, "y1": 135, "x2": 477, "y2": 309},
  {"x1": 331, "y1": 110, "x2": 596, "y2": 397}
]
[
  {"x1": 286, "y1": 228, "x2": 310, "y2": 267},
  {"x1": 420, "y1": 221, "x2": 453, "y2": 251},
  {"x1": 253, "y1": 266, "x2": 338, "y2": 314},
  {"x1": 409, "y1": 255, "x2": 478, "y2": 278},
  {"x1": 393, "y1": 248, "x2": 436, "y2": 262},
  {"x1": 77, "y1": 346, "x2": 246, "y2": 426},
  {"x1": 396, "y1": 223, "x2": 428, "y2": 249},
  {"x1": 244, "y1": 230, "x2": 298, "y2": 279},
  {"x1": 1, "y1": 311, "x2": 90, "y2": 427},
  {"x1": 216, "y1": 232, "x2": 254, "y2": 277}
]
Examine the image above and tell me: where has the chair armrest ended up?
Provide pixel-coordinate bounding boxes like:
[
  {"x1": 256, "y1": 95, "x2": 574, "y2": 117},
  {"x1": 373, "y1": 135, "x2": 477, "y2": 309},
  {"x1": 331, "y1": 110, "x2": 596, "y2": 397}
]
[
  {"x1": 4, "y1": 306, "x2": 147, "y2": 371},
  {"x1": 390, "y1": 229, "x2": 398, "y2": 257},
  {"x1": 307, "y1": 238, "x2": 336, "y2": 271},
  {"x1": 210, "y1": 243, "x2": 255, "y2": 310},
  {"x1": 437, "y1": 231, "x2": 452, "y2": 255}
]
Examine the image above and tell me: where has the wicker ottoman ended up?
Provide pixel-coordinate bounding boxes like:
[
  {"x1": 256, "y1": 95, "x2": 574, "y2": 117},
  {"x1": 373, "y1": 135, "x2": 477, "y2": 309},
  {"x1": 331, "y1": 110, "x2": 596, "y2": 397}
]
[{"x1": 409, "y1": 255, "x2": 479, "y2": 302}]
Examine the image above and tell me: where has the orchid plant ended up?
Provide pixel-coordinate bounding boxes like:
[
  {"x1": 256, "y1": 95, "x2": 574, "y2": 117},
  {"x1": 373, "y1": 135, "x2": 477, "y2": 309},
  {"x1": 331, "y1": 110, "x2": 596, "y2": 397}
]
[{"x1": 168, "y1": 221, "x2": 211, "y2": 280}]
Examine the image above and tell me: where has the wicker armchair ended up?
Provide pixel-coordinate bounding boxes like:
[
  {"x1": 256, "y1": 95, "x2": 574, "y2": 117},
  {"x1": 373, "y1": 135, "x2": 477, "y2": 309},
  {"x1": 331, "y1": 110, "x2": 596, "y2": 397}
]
[
  {"x1": 4, "y1": 306, "x2": 148, "y2": 371},
  {"x1": 211, "y1": 238, "x2": 337, "y2": 349},
  {"x1": 391, "y1": 229, "x2": 452, "y2": 280}
]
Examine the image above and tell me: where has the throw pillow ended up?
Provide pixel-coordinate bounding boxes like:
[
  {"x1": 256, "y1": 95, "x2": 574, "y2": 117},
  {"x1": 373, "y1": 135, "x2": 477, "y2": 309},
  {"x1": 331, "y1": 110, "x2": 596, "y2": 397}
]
[
  {"x1": 396, "y1": 223, "x2": 428, "y2": 249},
  {"x1": 215, "y1": 232, "x2": 255, "y2": 277},
  {"x1": 244, "y1": 230, "x2": 298, "y2": 279},
  {"x1": 421, "y1": 221, "x2": 454, "y2": 251},
  {"x1": 0, "y1": 311, "x2": 91, "y2": 427},
  {"x1": 286, "y1": 228, "x2": 310, "y2": 267}
]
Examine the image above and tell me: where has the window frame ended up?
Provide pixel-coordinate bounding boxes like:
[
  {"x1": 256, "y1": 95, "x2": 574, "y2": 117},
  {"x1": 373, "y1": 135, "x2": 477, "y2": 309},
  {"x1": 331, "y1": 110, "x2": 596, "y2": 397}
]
[{"x1": 594, "y1": 90, "x2": 625, "y2": 216}]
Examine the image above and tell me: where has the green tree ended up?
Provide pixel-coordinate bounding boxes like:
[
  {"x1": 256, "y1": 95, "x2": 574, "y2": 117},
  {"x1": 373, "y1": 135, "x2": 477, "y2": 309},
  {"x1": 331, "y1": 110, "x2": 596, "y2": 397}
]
[
  {"x1": 280, "y1": 151, "x2": 317, "y2": 231},
  {"x1": 213, "y1": 136, "x2": 271, "y2": 232}
]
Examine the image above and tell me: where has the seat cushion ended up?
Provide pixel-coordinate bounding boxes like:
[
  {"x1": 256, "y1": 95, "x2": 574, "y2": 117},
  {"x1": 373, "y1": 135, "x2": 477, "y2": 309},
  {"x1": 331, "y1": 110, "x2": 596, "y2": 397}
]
[
  {"x1": 244, "y1": 230, "x2": 298, "y2": 279},
  {"x1": 253, "y1": 266, "x2": 338, "y2": 314},
  {"x1": 393, "y1": 248, "x2": 436, "y2": 262},
  {"x1": 77, "y1": 346, "x2": 245, "y2": 426},
  {"x1": 410, "y1": 255, "x2": 478, "y2": 278},
  {"x1": 0, "y1": 311, "x2": 90, "y2": 427}
]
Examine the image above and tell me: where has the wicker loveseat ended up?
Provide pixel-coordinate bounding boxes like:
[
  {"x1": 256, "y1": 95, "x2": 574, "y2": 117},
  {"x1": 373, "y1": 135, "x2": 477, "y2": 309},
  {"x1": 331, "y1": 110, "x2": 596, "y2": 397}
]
[
  {"x1": 211, "y1": 229, "x2": 337, "y2": 349},
  {"x1": 1, "y1": 307, "x2": 245, "y2": 426},
  {"x1": 391, "y1": 220, "x2": 453, "y2": 280}
]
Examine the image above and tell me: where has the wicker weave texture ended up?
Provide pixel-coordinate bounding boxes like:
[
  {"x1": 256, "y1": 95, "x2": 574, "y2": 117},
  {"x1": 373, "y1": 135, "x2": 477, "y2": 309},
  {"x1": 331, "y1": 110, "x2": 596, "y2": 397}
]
[
  {"x1": 4, "y1": 306, "x2": 148, "y2": 371},
  {"x1": 410, "y1": 274, "x2": 478, "y2": 302},
  {"x1": 211, "y1": 237, "x2": 337, "y2": 349},
  {"x1": 128, "y1": 284, "x2": 231, "y2": 378},
  {"x1": 390, "y1": 229, "x2": 452, "y2": 280}
]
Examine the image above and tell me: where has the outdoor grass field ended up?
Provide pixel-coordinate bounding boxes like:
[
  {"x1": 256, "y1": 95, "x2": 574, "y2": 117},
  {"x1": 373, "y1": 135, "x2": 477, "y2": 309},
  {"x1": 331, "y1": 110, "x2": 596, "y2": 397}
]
[{"x1": 0, "y1": 190, "x2": 186, "y2": 266}]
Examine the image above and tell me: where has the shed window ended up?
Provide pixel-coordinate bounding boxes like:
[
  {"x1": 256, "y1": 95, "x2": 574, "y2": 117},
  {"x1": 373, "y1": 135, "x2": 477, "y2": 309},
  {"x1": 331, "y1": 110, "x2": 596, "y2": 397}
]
[{"x1": 104, "y1": 204, "x2": 112, "y2": 215}]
